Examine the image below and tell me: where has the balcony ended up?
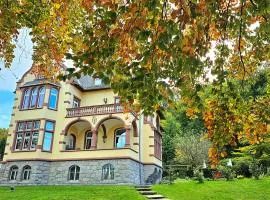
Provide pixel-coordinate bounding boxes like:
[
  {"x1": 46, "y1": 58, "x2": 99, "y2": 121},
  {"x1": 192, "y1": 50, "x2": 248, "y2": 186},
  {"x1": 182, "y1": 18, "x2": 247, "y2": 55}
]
[{"x1": 66, "y1": 104, "x2": 123, "y2": 118}]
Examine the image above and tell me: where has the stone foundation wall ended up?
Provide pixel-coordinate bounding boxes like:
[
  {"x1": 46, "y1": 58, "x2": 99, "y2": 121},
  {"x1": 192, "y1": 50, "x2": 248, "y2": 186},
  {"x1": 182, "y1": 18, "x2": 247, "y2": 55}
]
[
  {"x1": 144, "y1": 164, "x2": 163, "y2": 184},
  {"x1": 0, "y1": 159, "x2": 161, "y2": 185}
]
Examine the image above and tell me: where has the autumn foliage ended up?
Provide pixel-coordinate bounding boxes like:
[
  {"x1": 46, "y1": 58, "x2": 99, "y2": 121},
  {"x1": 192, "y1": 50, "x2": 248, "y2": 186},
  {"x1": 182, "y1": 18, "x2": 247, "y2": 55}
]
[{"x1": 0, "y1": 0, "x2": 269, "y2": 165}]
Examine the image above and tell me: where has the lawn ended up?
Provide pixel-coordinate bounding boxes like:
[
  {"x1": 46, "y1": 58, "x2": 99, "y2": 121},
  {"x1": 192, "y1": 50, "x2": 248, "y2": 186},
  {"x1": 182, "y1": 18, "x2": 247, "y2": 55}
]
[
  {"x1": 152, "y1": 177, "x2": 270, "y2": 200},
  {"x1": 0, "y1": 185, "x2": 145, "y2": 200}
]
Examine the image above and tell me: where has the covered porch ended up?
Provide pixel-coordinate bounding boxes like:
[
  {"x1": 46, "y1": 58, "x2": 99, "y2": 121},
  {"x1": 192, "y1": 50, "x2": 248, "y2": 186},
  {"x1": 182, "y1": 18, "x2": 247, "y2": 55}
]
[{"x1": 62, "y1": 117, "x2": 134, "y2": 151}]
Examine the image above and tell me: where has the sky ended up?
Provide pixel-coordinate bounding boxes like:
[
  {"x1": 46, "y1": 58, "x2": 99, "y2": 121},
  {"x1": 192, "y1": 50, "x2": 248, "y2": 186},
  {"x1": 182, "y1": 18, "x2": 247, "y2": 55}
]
[{"x1": 0, "y1": 29, "x2": 33, "y2": 128}]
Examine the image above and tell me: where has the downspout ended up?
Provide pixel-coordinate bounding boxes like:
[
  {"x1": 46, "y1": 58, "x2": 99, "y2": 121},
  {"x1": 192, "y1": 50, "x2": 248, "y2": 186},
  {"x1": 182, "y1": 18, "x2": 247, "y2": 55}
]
[{"x1": 138, "y1": 112, "x2": 143, "y2": 185}]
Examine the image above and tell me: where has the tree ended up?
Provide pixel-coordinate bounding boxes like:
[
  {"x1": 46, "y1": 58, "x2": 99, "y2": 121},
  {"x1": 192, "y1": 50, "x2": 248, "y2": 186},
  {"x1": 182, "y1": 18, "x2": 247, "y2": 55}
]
[
  {"x1": 0, "y1": 0, "x2": 269, "y2": 164},
  {"x1": 175, "y1": 134, "x2": 210, "y2": 167},
  {"x1": 0, "y1": 128, "x2": 8, "y2": 160},
  {"x1": 162, "y1": 104, "x2": 206, "y2": 165}
]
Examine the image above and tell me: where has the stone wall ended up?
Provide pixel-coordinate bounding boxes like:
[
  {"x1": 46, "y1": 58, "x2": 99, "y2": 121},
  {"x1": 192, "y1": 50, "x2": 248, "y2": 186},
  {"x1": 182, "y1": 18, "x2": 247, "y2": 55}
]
[
  {"x1": 144, "y1": 164, "x2": 163, "y2": 184},
  {"x1": 0, "y1": 159, "x2": 160, "y2": 185}
]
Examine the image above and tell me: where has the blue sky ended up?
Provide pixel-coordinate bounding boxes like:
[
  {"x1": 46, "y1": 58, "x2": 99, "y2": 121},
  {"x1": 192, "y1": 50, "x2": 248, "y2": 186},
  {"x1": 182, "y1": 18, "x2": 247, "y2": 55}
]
[{"x1": 0, "y1": 29, "x2": 33, "y2": 128}]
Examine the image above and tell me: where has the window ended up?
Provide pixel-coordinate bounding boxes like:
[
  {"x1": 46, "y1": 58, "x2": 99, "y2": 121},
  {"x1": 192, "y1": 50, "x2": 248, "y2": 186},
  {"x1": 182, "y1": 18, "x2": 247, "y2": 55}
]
[
  {"x1": 14, "y1": 121, "x2": 40, "y2": 151},
  {"x1": 21, "y1": 86, "x2": 45, "y2": 109},
  {"x1": 37, "y1": 87, "x2": 45, "y2": 108},
  {"x1": 43, "y1": 121, "x2": 55, "y2": 151},
  {"x1": 156, "y1": 116, "x2": 160, "y2": 131},
  {"x1": 84, "y1": 131, "x2": 92, "y2": 150},
  {"x1": 30, "y1": 87, "x2": 38, "y2": 108},
  {"x1": 22, "y1": 165, "x2": 31, "y2": 180},
  {"x1": 102, "y1": 164, "x2": 114, "y2": 180},
  {"x1": 154, "y1": 131, "x2": 162, "y2": 159},
  {"x1": 9, "y1": 166, "x2": 18, "y2": 180},
  {"x1": 114, "y1": 97, "x2": 120, "y2": 104},
  {"x1": 114, "y1": 128, "x2": 126, "y2": 148},
  {"x1": 22, "y1": 89, "x2": 30, "y2": 109},
  {"x1": 67, "y1": 134, "x2": 76, "y2": 150},
  {"x1": 68, "y1": 165, "x2": 80, "y2": 181},
  {"x1": 94, "y1": 78, "x2": 102, "y2": 86},
  {"x1": 114, "y1": 97, "x2": 121, "y2": 112},
  {"x1": 72, "y1": 96, "x2": 80, "y2": 108},
  {"x1": 48, "y1": 88, "x2": 58, "y2": 109}
]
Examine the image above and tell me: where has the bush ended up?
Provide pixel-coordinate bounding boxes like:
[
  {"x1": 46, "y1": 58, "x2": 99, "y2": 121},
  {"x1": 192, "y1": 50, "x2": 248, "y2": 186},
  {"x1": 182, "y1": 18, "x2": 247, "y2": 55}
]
[
  {"x1": 233, "y1": 157, "x2": 252, "y2": 178},
  {"x1": 249, "y1": 161, "x2": 263, "y2": 180},
  {"x1": 194, "y1": 168, "x2": 204, "y2": 183},
  {"x1": 217, "y1": 165, "x2": 235, "y2": 181}
]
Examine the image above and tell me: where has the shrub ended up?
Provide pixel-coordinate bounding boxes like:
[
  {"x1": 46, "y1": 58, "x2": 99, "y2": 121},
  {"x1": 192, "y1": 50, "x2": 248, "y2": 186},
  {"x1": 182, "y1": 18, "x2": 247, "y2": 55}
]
[
  {"x1": 249, "y1": 161, "x2": 263, "y2": 180},
  {"x1": 233, "y1": 157, "x2": 252, "y2": 177},
  {"x1": 194, "y1": 168, "x2": 204, "y2": 183},
  {"x1": 217, "y1": 165, "x2": 235, "y2": 181}
]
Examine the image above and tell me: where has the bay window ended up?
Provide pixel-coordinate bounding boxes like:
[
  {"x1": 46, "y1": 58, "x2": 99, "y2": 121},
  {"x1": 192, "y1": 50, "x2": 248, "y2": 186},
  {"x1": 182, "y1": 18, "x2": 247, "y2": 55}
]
[{"x1": 21, "y1": 86, "x2": 45, "y2": 109}]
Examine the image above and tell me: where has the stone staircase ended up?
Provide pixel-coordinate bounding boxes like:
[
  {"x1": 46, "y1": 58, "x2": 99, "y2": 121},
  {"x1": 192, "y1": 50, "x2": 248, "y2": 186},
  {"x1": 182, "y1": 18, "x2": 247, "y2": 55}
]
[{"x1": 135, "y1": 185, "x2": 170, "y2": 200}]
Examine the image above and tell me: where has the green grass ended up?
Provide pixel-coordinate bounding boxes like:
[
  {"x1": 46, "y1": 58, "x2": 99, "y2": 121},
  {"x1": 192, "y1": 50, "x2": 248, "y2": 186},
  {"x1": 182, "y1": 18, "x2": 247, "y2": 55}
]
[
  {"x1": 0, "y1": 185, "x2": 145, "y2": 200},
  {"x1": 152, "y1": 178, "x2": 270, "y2": 200}
]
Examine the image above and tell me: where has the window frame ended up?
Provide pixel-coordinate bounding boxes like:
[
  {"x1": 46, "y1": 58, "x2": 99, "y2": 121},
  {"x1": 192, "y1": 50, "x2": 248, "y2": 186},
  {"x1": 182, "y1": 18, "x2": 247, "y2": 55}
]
[
  {"x1": 9, "y1": 165, "x2": 19, "y2": 181},
  {"x1": 37, "y1": 86, "x2": 45, "y2": 108},
  {"x1": 67, "y1": 134, "x2": 76, "y2": 150},
  {"x1": 114, "y1": 128, "x2": 126, "y2": 149},
  {"x1": 72, "y1": 96, "x2": 81, "y2": 108},
  {"x1": 21, "y1": 165, "x2": 31, "y2": 181},
  {"x1": 68, "y1": 165, "x2": 80, "y2": 181},
  {"x1": 13, "y1": 120, "x2": 40, "y2": 151},
  {"x1": 20, "y1": 86, "x2": 46, "y2": 110},
  {"x1": 42, "y1": 120, "x2": 55, "y2": 152},
  {"x1": 102, "y1": 163, "x2": 114, "y2": 180},
  {"x1": 154, "y1": 131, "x2": 162, "y2": 160},
  {"x1": 29, "y1": 87, "x2": 38, "y2": 108},
  {"x1": 84, "y1": 130, "x2": 92, "y2": 150},
  {"x1": 21, "y1": 88, "x2": 31, "y2": 110},
  {"x1": 48, "y1": 87, "x2": 59, "y2": 110}
]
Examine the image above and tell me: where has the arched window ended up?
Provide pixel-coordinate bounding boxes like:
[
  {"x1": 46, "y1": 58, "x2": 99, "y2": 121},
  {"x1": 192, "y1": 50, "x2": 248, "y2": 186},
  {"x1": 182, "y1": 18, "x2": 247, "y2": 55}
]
[
  {"x1": 114, "y1": 128, "x2": 126, "y2": 148},
  {"x1": 49, "y1": 88, "x2": 58, "y2": 109},
  {"x1": 22, "y1": 89, "x2": 30, "y2": 109},
  {"x1": 84, "y1": 131, "x2": 92, "y2": 150},
  {"x1": 22, "y1": 165, "x2": 31, "y2": 180},
  {"x1": 30, "y1": 87, "x2": 38, "y2": 108},
  {"x1": 68, "y1": 165, "x2": 80, "y2": 181},
  {"x1": 102, "y1": 164, "x2": 114, "y2": 180},
  {"x1": 67, "y1": 134, "x2": 76, "y2": 150},
  {"x1": 37, "y1": 87, "x2": 45, "y2": 108},
  {"x1": 9, "y1": 165, "x2": 18, "y2": 180}
]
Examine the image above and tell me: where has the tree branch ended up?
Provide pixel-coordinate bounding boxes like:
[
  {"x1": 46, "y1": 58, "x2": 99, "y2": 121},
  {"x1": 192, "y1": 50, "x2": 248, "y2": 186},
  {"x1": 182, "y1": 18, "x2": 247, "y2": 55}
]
[
  {"x1": 249, "y1": 0, "x2": 267, "y2": 22},
  {"x1": 238, "y1": 1, "x2": 246, "y2": 80}
]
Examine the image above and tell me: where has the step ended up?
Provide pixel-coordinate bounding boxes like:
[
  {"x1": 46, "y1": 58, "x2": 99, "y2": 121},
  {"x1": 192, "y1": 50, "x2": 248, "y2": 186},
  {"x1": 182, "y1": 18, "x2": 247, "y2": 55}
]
[
  {"x1": 136, "y1": 188, "x2": 152, "y2": 191},
  {"x1": 140, "y1": 191, "x2": 157, "y2": 195},
  {"x1": 145, "y1": 194, "x2": 166, "y2": 199},
  {"x1": 134, "y1": 185, "x2": 151, "y2": 188}
]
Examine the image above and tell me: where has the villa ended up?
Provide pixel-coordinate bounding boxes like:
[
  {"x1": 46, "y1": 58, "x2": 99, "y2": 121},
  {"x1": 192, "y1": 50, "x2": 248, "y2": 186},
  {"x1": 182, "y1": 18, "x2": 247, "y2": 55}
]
[{"x1": 0, "y1": 68, "x2": 163, "y2": 185}]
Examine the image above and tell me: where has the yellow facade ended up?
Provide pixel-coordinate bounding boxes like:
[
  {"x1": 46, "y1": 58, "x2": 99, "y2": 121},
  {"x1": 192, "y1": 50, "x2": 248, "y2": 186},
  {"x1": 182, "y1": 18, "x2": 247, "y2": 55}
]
[{"x1": 2, "y1": 70, "x2": 163, "y2": 170}]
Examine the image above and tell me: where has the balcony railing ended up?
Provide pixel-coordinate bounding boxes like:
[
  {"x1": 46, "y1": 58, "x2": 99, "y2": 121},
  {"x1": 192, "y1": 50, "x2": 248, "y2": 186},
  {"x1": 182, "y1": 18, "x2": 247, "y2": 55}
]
[{"x1": 66, "y1": 104, "x2": 123, "y2": 117}]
